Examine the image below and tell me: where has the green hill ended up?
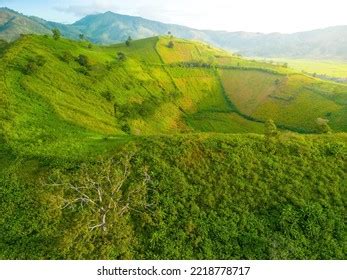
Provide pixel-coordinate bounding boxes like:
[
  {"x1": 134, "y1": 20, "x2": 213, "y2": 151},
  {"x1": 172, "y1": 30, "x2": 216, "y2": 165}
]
[
  {"x1": 0, "y1": 35, "x2": 346, "y2": 158},
  {"x1": 2, "y1": 8, "x2": 347, "y2": 61},
  {"x1": 0, "y1": 34, "x2": 346, "y2": 260},
  {"x1": 1, "y1": 134, "x2": 346, "y2": 259},
  {"x1": 0, "y1": 8, "x2": 80, "y2": 42}
]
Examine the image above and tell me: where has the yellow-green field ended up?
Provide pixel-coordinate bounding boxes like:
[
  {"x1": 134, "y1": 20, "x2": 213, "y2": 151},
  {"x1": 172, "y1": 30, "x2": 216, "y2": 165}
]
[
  {"x1": 269, "y1": 58, "x2": 347, "y2": 78},
  {"x1": 1, "y1": 34, "x2": 347, "y2": 160}
]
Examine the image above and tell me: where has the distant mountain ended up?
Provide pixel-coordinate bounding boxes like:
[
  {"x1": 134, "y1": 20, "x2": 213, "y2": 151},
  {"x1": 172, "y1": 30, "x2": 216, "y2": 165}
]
[
  {"x1": 1, "y1": 7, "x2": 347, "y2": 60},
  {"x1": 204, "y1": 27, "x2": 347, "y2": 60},
  {"x1": 71, "y1": 11, "x2": 210, "y2": 44},
  {"x1": 0, "y1": 8, "x2": 80, "y2": 41},
  {"x1": 0, "y1": 8, "x2": 51, "y2": 41}
]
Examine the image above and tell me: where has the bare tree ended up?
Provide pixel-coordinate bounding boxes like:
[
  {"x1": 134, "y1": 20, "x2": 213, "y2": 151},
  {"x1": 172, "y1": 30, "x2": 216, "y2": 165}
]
[{"x1": 49, "y1": 154, "x2": 154, "y2": 233}]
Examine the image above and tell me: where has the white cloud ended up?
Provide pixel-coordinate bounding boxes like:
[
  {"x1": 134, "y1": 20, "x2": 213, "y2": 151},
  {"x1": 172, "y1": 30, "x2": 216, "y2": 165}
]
[{"x1": 54, "y1": 1, "x2": 121, "y2": 17}]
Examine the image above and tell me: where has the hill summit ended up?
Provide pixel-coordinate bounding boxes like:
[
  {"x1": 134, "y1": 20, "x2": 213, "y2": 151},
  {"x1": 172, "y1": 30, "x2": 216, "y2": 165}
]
[{"x1": 1, "y1": 8, "x2": 347, "y2": 60}]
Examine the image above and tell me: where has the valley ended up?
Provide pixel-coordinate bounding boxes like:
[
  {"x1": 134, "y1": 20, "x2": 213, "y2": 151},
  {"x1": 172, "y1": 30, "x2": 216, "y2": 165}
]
[{"x1": 0, "y1": 33, "x2": 346, "y2": 260}]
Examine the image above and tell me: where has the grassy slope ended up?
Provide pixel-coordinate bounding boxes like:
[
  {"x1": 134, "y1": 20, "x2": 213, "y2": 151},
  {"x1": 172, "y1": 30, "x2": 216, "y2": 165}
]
[
  {"x1": 0, "y1": 35, "x2": 260, "y2": 160},
  {"x1": 220, "y1": 70, "x2": 347, "y2": 132},
  {"x1": 270, "y1": 58, "x2": 347, "y2": 78},
  {"x1": 0, "y1": 34, "x2": 346, "y2": 160},
  {"x1": 0, "y1": 35, "x2": 347, "y2": 260},
  {"x1": 158, "y1": 37, "x2": 347, "y2": 133}
]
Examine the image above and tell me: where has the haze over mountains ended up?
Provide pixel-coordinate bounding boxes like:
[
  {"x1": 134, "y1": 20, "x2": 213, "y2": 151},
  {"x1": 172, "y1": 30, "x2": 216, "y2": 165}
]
[{"x1": 1, "y1": 7, "x2": 347, "y2": 60}]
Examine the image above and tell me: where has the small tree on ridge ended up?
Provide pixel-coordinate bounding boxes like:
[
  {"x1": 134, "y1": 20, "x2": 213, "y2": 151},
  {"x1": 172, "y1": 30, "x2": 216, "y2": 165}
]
[{"x1": 52, "y1": 28, "x2": 61, "y2": 40}]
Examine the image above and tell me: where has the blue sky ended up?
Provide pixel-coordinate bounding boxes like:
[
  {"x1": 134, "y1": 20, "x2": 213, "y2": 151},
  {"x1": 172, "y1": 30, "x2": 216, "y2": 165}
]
[{"x1": 1, "y1": 0, "x2": 347, "y2": 33}]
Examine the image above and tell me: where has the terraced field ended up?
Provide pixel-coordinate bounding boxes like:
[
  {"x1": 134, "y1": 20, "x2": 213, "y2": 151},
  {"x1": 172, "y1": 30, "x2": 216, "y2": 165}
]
[
  {"x1": 219, "y1": 70, "x2": 347, "y2": 132},
  {"x1": 0, "y1": 34, "x2": 346, "y2": 260}
]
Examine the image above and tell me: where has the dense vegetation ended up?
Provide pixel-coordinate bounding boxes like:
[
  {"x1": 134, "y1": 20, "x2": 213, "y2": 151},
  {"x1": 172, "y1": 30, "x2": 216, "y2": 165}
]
[
  {"x1": 0, "y1": 33, "x2": 346, "y2": 260},
  {"x1": 1, "y1": 134, "x2": 346, "y2": 259}
]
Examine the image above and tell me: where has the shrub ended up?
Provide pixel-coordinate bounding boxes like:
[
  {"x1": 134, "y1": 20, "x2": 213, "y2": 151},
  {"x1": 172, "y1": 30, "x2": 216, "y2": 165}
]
[
  {"x1": 60, "y1": 51, "x2": 74, "y2": 63},
  {"x1": 77, "y1": 54, "x2": 90, "y2": 67},
  {"x1": 265, "y1": 119, "x2": 279, "y2": 138},
  {"x1": 52, "y1": 28, "x2": 61, "y2": 40},
  {"x1": 35, "y1": 55, "x2": 46, "y2": 67},
  {"x1": 23, "y1": 56, "x2": 46, "y2": 75},
  {"x1": 24, "y1": 61, "x2": 39, "y2": 75},
  {"x1": 125, "y1": 36, "x2": 132, "y2": 47},
  {"x1": 316, "y1": 118, "x2": 332, "y2": 134},
  {"x1": 76, "y1": 67, "x2": 89, "y2": 76},
  {"x1": 101, "y1": 91, "x2": 113, "y2": 102},
  {"x1": 121, "y1": 123, "x2": 131, "y2": 134},
  {"x1": 117, "y1": 52, "x2": 126, "y2": 61},
  {"x1": 167, "y1": 41, "x2": 174, "y2": 48}
]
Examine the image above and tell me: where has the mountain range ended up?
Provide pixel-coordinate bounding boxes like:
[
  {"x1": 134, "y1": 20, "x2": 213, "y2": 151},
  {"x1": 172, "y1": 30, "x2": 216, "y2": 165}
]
[{"x1": 1, "y1": 7, "x2": 347, "y2": 60}]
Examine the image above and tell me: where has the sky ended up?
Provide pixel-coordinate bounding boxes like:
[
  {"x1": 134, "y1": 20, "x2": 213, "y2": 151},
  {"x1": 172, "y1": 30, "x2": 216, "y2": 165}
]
[{"x1": 1, "y1": 0, "x2": 347, "y2": 33}]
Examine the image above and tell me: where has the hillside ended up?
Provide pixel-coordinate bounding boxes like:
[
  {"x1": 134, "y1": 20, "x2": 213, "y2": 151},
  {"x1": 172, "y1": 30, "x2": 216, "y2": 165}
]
[
  {"x1": 0, "y1": 34, "x2": 346, "y2": 260},
  {"x1": 0, "y1": 8, "x2": 80, "y2": 41},
  {"x1": 2, "y1": 8, "x2": 347, "y2": 60},
  {"x1": 1, "y1": 133, "x2": 346, "y2": 260},
  {"x1": 0, "y1": 8, "x2": 51, "y2": 41},
  {"x1": 0, "y1": 35, "x2": 346, "y2": 161}
]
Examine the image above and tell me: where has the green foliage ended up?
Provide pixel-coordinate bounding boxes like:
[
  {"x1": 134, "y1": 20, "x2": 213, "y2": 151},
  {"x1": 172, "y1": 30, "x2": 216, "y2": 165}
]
[
  {"x1": 265, "y1": 119, "x2": 279, "y2": 138},
  {"x1": 76, "y1": 54, "x2": 90, "y2": 67},
  {"x1": 125, "y1": 36, "x2": 132, "y2": 47},
  {"x1": 117, "y1": 52, "x2": 126, "y2": 61},
  {"x1": 23, "y1": 61, "x2": 39, "y2": 75},
  {"x1": 1, "y1": 35, "x2": 347, "y2": 260},
  {"x1": 316, "y1": 118, "x2": 332, "y2": 134},
  {"x1": 121, "y1": 123, "x2": 131, "y2": 134},
  {"x1": 167, "y1": 41, "x2": 174, "y2": 48},
  {"x1": 23, "y1": 55, "x2": 47, "y2": 75},
  {"x1": 60, "y1": 51, "x2": 74, "y2": 63},
  {"x1": 101, "y1": 91, "x2": 114, "y2": 102},
  {"x1": 0, "y1": 175, "x2": 61, "y2": 259},
  {"x1": 0, "y1": 39, "x2": 8, "y2": 55},
  {"x1": 35, "y1": 55, "x2": 47, "y2": 66},
  {"x1": 1, "y1": 134, "x2": 346, "y2": 259},
  {"x1": 52, "y1": 28, "x2": 61, "y2": 40}
]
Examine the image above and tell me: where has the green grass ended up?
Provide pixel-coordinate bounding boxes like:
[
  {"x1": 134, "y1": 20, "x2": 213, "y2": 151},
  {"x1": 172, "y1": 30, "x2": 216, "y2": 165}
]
[
  {"x1": 0, "y1": 34, "x2": 347, "y2": 260},
  {"x1": 219, "y1": 70, "x2": 347, "y2": 132},
  {"x1": 0, "y1": 34, "x2": 346, "y2": 161},
  {"x1": 186, "y1": 112, "x2": 264, "y2": 133},
  {"x1": 270, "y1": 58, "x2": 347, "y2": 78}
]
